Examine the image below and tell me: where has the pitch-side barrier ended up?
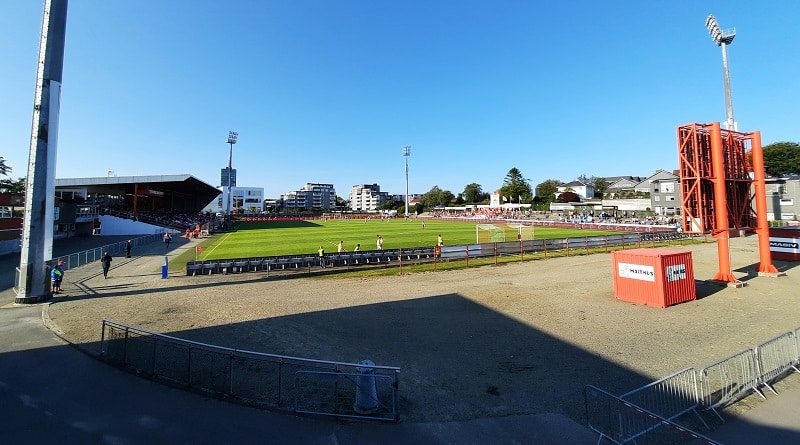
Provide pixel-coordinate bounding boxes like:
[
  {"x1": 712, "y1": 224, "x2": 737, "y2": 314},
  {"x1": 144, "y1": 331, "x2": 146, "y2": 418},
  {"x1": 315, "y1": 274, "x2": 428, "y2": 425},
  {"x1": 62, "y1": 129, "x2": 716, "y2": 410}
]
[
  {"x1": 100, "y1": 319, "x2": 401, "y2": 422},
  {"x1": 588, "y1": 327, "x2": 800, "y2": 442}
]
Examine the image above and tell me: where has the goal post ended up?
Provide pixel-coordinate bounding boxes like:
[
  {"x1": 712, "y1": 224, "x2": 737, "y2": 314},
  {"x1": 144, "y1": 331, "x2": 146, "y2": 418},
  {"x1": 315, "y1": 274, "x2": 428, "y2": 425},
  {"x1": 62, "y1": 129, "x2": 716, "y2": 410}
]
[
  {"x1": 502, "y1": 223, "x2": 535, "y2": 241},
  {"x1": 476, "y1": 224, "x2": 506, "y2": 243}
]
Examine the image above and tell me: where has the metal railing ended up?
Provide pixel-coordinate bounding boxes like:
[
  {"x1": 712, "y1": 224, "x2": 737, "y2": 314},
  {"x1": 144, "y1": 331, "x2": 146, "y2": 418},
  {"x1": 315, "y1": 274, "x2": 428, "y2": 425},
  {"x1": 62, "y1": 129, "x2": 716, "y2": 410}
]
[
  {"x1": 589, "y1": 326, "x2": 800, "y2": 442},
  {"x1": 699, "y1": 349, "x2": 762, "y2": 420},
  {"x1": 53, "y1": 233, "x2": 166, "y2": 270},
  {"x1": 584, "y1": 385, "x2": 721, "y2": 445},
  {"x1": 620, "y1": 368, "x2": 707, "y2": 431},
  {"x1": 100, "y1": 319, "x2": 401, "y2": 422},
  {"x1": 754, "y1": 331, "x2": 800, "y2": 394}
]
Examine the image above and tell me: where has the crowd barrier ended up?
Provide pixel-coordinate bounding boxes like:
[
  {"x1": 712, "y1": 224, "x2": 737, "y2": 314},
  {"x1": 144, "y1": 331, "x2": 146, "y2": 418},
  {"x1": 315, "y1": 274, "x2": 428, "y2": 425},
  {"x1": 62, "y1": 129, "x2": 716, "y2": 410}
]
[
  {"x1": 699, "y1": 349, "x2": 762, "y2": 420},
  {"x1": 584, "y1": 385, "x2": 721, "y2": 445},
  {"x1": 100, "y1": 319, "x2": 401, "y2": 422},
  {"x1": 587, "y1": 327, "x2": 800, "y2": 443},
  {"x1": 620, "y1": 368, "x2": 707, "y2": 431}
]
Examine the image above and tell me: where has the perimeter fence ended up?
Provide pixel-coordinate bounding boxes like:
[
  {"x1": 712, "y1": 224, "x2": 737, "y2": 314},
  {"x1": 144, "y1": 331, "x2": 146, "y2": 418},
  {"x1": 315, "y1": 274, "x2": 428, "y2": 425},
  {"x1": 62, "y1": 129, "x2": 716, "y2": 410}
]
[
  {"x1": 99, "y1": 319, "x2": 401, "y2": 422},
  {"x1": 585, "y1": 328, "x2": 800, "y2": 444}
]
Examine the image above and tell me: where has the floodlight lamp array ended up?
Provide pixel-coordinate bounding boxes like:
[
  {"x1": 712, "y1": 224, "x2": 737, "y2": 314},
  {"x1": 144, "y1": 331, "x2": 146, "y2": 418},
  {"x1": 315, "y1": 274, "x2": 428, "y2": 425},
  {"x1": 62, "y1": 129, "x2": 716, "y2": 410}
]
[{"x1": 227, "y1": 131, "x2": 238, "y2": 144}]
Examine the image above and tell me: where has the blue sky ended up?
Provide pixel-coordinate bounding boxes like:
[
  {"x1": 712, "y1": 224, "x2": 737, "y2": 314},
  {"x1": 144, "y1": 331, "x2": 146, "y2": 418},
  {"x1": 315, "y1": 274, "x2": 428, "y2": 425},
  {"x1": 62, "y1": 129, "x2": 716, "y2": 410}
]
[{"x1": 1, "y1": 1, "x2": 798, "y2": 199}]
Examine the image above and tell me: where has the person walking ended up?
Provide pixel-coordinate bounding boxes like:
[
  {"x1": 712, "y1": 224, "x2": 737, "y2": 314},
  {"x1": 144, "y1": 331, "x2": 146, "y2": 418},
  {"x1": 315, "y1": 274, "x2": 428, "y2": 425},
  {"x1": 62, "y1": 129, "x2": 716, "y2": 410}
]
[
  {"x1": 51, "y1": 259, "x2": 65, "y2": 294},
  {"x1": 164, "y1": 232, "x2": 172, "y2": 248},
  {"x1": 101, "y1": 252, "x2": 112, "y2": 279},
  {"x1": 125, "y1": 240, "x2": 132, "y2": 258}
]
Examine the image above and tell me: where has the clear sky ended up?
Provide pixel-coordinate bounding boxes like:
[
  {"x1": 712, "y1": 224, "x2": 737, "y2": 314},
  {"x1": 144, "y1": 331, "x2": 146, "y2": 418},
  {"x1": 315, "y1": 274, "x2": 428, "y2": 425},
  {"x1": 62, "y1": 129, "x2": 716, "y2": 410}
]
[{"x1": 1, "y1": 1, "x2": 798, "y2": 200}]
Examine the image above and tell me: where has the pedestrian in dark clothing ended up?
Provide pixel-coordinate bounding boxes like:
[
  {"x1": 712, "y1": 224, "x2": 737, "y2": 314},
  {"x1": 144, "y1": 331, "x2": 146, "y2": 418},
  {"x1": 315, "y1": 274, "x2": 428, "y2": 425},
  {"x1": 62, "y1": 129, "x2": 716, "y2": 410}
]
[
  {"x1": 164, "y1": 232, "x2": 172, "y2": 248},
  {"x1": 126, "y1": 240, "x2": 132, "y2": 258},
  {"x1": 101, "y1": 252, "x2": 112, "y2": 279}
]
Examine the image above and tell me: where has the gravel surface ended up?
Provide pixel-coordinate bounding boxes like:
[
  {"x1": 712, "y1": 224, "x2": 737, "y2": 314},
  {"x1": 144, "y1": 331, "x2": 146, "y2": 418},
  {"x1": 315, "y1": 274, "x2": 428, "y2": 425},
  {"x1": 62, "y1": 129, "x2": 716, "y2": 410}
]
[{"x1": 43, "y1": 235, "x2": 800, "y2": 424}]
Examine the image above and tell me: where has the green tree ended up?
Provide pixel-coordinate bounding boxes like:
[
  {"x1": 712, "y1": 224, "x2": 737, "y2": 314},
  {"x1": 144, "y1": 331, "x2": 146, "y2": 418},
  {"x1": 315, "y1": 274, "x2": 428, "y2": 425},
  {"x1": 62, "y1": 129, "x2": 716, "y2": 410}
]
[
  {"x1": 0, "y1": 157, "x2": 10, "y2": 176},
  {"x1": 499, "y1": 168, "x2": 532, "y2": 203},
  {"x1": 0, "y1": 177, "x2": 25, "y2": 194},
  {"x1": 534, "y1": 179, "x2": 561, "y2": 203},
  {"x1": 462, "y1": 183, "x2": 485, "y2": 204},
  {"x1": 420, "y1": 186, "x2": 455, "y2": 210},
  {"x1": 763, "y1": 142, "x2": 800, "y2": 176},
  {"x1": 577, "y1": 174, "x2": 608, "y2": 198}
]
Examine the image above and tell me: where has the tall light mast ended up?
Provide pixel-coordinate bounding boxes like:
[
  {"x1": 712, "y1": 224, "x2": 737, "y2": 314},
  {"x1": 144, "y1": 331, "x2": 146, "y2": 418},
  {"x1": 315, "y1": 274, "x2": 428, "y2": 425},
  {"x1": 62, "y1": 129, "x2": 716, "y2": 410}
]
[
  {"x1": 705, "y1": 14, "x2": 737, "y2": 131},
  {"x1": 403, "y1": 146, "x2": 411, "y2": 216},
  {"x1": 226, "y1": 131, "x2": 238, "y2": 218},
  {"x1": 16, "y1": 0, "x2": 69, "y2": 303}
]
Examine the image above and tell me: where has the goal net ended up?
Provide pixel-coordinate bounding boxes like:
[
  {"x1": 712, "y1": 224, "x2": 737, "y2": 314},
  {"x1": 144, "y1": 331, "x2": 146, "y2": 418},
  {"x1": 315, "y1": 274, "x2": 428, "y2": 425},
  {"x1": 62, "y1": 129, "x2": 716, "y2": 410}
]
[
  {"x1": 503, "y1": 223, "x2": 535, "y2": 241},
  {"x1": 476, "y1": 223, "x2": 535, "y2": 243},
  {"x1": 476, "y1": 224, "x2": 506, "y2": 243}
]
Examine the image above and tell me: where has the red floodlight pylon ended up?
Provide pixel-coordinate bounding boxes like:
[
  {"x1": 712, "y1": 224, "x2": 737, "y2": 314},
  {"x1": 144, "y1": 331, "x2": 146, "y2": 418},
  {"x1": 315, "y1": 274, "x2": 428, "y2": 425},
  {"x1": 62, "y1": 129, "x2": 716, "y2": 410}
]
[
  {"x1": 750, "y1": 131, "x2": 779, "y2": 274},
  {"x1": 709, "y1": 123, "x2": 737, "y2": 282},
  {"x1": 677, "y1": 122, "x2": 777, "y2": 284}
]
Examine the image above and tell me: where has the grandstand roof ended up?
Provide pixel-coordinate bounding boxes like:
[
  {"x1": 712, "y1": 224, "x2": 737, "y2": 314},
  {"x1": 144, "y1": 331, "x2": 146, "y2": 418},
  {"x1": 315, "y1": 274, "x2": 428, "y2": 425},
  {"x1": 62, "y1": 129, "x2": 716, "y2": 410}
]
[{"x1": 56, "y1": 174, "x2": 220, "y2": 213}]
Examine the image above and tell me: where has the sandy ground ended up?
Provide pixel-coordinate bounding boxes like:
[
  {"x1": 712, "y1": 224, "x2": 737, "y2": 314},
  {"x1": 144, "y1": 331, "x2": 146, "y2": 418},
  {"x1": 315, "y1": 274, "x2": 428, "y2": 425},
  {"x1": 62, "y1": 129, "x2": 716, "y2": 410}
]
[{"x1": 44, "y1": 235, "x2": 800, "y2": 424}]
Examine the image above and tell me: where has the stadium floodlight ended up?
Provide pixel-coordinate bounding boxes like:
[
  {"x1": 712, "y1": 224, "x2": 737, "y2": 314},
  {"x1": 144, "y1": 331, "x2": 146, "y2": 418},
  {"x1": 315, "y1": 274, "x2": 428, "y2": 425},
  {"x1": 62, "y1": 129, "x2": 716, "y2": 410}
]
[
  {"x1": 705, "y1": 14, "x2": 737, "y2": 131},
  {"x1": 403, "y1": 146, "x2": 411, "y2": 216},
  {"x1": 226, "y1": 131, "x2": 238, "y2": 218}
]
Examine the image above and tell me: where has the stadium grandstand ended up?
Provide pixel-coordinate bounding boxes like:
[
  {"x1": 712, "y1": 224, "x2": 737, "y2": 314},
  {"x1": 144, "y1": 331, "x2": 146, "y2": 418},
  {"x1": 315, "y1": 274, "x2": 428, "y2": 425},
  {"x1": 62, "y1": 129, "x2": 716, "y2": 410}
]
[{"x1": 53, "y1": 174, "x2": 220, "y2": 237}]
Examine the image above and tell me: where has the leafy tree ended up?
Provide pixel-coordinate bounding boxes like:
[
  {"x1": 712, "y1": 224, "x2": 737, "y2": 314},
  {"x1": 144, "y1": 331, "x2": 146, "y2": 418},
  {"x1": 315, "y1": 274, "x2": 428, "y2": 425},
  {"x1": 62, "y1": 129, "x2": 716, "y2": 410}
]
[
  {"x1": 0, "y1": 177, "x2": 25, "y2": 194},
  {"x1": 762, "y1": 142, "x2": 800, "y2": 176},
  {"x1": 534, "y1": 179, "x2": 561, "y2": 203},
  {"x1": 593, "y1": 178, "x2": 609, "y2": 198},
  {"x1": 462, "y1": 183, "x2": 486, "y2": 204},
  {"x1": 419, "y1": 186, "x2": 455, "y2": 210},
  {"x1": 378, "y1": 200, "x2": 396, "y2": 210},
  {"x1": 577, "y1": 174, "x2": 608, "y2": 198},
  {"x1": 556, "y1": 191, "x2": 580, "y2": 203},
  {"x1": 499, "y1": 168, "x2": 532, "y2": 202},
  {"x1": 0, "y1": 157, "x2": 10, "y2": 176}
]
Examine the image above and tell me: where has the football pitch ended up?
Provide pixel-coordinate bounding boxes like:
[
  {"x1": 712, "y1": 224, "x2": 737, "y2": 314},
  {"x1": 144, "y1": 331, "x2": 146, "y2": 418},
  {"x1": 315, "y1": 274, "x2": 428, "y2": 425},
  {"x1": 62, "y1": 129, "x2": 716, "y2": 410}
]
[{"x1": 194, "y1": 219, "x2": 623, "y2": 260}]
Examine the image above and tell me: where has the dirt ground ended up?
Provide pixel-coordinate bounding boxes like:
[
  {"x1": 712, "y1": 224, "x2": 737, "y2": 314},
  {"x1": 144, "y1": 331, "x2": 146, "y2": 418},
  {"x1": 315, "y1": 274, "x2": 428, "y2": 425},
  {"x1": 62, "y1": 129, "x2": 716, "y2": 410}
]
[{"x1": 45, "y1": 235, "x2": 800, "y2": 424}]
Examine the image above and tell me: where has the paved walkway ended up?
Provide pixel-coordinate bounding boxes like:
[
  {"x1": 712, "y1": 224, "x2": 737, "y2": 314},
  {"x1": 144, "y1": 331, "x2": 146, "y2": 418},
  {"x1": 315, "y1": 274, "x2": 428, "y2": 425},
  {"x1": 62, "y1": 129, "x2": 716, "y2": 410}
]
[{"x1": 1, "y1": 236, "x2": 799, "y2": 444}]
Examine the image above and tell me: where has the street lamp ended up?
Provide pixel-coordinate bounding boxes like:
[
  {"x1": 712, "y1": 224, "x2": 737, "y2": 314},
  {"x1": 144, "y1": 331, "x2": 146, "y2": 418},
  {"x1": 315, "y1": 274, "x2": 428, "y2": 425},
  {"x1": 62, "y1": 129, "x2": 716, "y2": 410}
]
[
  {"x1": 403, "y1": 146, "x2": 411, "y2": 216},
  {"x1": 705, "y1": 14, "x2": 737, "y2": 131},
  {"x1": 226, "y1": 131, "x2": 238, "y2": 218}
]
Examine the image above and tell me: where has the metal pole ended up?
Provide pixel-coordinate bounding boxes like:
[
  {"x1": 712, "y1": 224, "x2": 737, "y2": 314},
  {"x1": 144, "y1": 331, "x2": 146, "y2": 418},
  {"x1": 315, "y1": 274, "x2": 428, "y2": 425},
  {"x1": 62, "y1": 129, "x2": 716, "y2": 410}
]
[
  {"x1": 16, "y1": 0, "x2": 69, "y2": 303},
  {"x1": 227, "y1": 141, "x2": 232, "y2": 217},
  {"x1": 720, "y1": 43, "x2": 736, "y2": 131},
  {"x1": 403, "y1": 146, "x2": 410, "y2": 216}
]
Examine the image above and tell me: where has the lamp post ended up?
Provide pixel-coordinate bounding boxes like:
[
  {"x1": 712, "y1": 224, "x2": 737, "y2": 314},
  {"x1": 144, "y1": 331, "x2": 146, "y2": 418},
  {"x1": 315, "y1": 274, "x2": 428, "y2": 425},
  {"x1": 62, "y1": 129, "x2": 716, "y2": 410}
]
[
  {"x1": 403, "y1": 146, "x2": 411, "y2": 216},
  {"x1": 226, "y1": 131, "x2": 238, "y2": 218},
  {"x1": 705, "y1": 14, "x2": 737, "y2": 131}
]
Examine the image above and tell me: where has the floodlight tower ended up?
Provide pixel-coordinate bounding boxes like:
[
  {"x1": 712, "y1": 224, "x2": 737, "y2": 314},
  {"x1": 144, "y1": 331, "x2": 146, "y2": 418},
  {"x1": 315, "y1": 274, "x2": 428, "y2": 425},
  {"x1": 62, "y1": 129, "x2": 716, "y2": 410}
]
[
  {"x1": 403, "y1": 146, "x2": 411, "y2": 216},
  {"x1": 705, "y1": 14, "x2": 737, "y2": 131},
  {"x1": 16, "y1": 0, "x2": 68, "y2": 303},
  {"x1": 226, "y1": 131, "x2": 238, "y2": 218}
]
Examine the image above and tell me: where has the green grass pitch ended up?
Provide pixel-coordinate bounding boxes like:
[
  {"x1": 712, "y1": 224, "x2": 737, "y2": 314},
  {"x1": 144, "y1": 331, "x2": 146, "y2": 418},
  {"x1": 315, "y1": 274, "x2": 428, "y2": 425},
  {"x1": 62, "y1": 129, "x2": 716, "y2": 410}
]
[{"x1": 194, "y1": 219, "x2": 623, "y2": 260}]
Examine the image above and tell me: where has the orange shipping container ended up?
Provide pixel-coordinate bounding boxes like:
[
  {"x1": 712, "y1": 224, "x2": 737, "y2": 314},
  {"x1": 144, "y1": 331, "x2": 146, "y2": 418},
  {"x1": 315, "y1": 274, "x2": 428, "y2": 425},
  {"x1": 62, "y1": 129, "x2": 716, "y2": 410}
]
[{"x1": 611, "y1": 249, "x2": 696, "y2": 308}]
